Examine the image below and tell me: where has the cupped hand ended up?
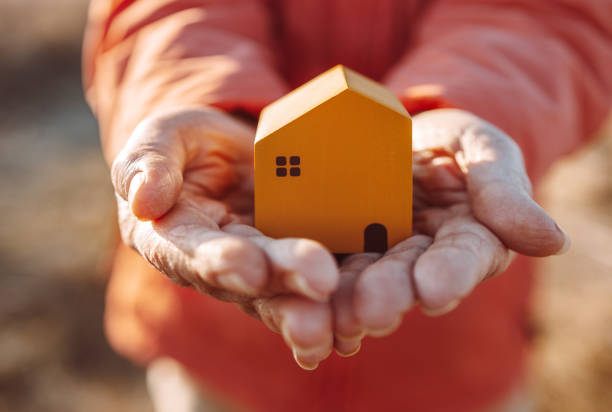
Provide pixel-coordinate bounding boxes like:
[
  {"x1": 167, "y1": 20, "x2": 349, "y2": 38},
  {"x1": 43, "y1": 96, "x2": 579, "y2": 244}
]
[
  {"x1": 331, "y1": 108, "x2": 571, "y2": 356},
  {"x1": 111, "y1": 107, "x2": 340, "y2": 369}
]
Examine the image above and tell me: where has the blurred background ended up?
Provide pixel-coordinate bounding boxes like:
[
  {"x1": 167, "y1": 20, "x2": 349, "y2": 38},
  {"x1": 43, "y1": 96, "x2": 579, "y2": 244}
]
[
  {"x1": 0, "y1": 1, "x2": 610, "y2": 411},
  {"x1": 0, "y1": 0, "x2": 151, "y2": 411}
]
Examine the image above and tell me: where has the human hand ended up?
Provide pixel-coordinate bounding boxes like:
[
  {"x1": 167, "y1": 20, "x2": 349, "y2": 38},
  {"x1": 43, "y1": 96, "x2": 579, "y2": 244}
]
[
  {"x1": 111, "y1": 107, "x2": 340, "y2": 369},
  {"x1": 331, "y1": 108, "x2": 571, "y2": 356}
]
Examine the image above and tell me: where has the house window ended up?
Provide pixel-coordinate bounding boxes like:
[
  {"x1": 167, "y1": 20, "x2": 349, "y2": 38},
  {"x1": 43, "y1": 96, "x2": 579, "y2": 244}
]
[{"x1": 275, "y1": 155, "x2": 301, "y2": 177}]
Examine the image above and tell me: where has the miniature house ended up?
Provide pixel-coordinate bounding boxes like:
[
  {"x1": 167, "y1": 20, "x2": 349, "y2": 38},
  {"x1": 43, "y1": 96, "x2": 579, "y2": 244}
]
[{"x1": 254, "y1": 65, "x2": 412, "y2": 253}]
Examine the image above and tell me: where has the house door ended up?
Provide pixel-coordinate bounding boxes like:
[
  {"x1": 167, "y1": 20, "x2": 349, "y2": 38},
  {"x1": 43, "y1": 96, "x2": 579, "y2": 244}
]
[{"x1": 364, "y1": 223, "x2": 388, "y2": 253}]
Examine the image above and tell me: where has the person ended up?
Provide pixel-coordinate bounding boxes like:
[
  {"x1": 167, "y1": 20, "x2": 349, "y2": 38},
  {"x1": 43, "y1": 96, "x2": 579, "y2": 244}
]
[{"x1": 82, "y1": 1, "x2": 612, "y2": 411}]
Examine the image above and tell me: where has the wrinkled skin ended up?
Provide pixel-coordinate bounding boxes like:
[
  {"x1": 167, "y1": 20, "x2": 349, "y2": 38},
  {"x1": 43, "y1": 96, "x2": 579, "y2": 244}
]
[{"x1": 112, "y1": 107, "x2": 569, "y2": 369}]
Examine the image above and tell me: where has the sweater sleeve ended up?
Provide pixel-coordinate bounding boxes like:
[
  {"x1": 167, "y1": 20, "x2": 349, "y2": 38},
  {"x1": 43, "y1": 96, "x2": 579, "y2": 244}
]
[
  {"x1": 384, "y1": 0, "x2": 612, "y2": 181},
  {"x1": 83, "y1": 0, "x2": 289, "y2": 161}
]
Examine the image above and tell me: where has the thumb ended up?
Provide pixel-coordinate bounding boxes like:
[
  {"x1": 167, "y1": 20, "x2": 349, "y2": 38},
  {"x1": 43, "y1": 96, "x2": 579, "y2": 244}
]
[
  {"x1": 458, "y1": 118, "x2": 570, "y2": 257},
  {"x1": 111, "y1": 117, "x2": 186, "y2": 220}
]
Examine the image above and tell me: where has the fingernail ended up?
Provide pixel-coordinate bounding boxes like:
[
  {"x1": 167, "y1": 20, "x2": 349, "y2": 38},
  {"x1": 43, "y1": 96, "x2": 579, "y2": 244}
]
[
  {"x1": 292, "y1": 347, "x2": 319, "y2": 371},
  {"x1": 216, "y1": 273, "x2": 257, "y2": 295},
  {"x1": 285, "y1": 272, "x2": 328, "y2": 302},
  {"x1": 366, "y1": 315, "x2": 402, "y2": 337},
  {"x1": 128, "y1": 172, "x2": 145, "y2": 211},
  {"x1": 282, "y1": 321, "x2": 331, "y2": 368},
  {"x1": 335, "y1": 332, "x2": 366, "y2": 342},
  {"x1": 335, "y1": 343, "x2": 361, "y2": 358},
  {"x1": 422, "y1": 299, "x2": 460, "y2": 317},
  {"x1": 554, "y1": 223, "x2": 571, "y2": 255},
  {"x1": 280, "y1": 321, "x2": 297, "y2": 348}
]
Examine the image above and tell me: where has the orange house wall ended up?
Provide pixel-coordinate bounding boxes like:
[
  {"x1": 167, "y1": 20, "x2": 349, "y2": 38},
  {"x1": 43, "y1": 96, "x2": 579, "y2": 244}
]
[{"x1": 255, "y1": 91, "x2": 412, "y2": 253}]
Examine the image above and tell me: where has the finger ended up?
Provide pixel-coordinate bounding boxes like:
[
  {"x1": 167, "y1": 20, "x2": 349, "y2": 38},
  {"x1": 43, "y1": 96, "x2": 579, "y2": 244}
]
[
  {"x1": 459, "y1": 125, "x2": 569, "y2": 256},
  {"x1": 254, "y1": 296, "x2": 333, "y2": 370},
  {"x1": 222, "y1": 223, "x2": 340, "y2": 301},
  {"x1": 414, "y1": 204, "x2": 470, "y2": 237},
  {"x1": 112, "y1": 108, "x2": 255, "y2": 220},
  {"x1": 118, "y1": 195, "x2": 269, "y2": 297},
  {"x1": 261, "y1": 238, "x2": 340, "y2": 301},
  {"x1": 332, "y1": 253, "x2": 379, "y2": 357},
  {"x1": 413, "y1": 214, "x2": 511, "y2": 312},
  {"x1": 413, "y1": 109, "x2": 570, "y2": 256},
  {"x1": 111, "y1": 116, "x2": 187, "y2": 220},
  {"x1": 413, "y1": 151, "x2": 469, "y2": 207},
  {"x1": 414, "y1": 151, "x2": 466, "y2": 191},
  {"x1": 354, "y1": 235, "x2": 432, "y2": 336}
]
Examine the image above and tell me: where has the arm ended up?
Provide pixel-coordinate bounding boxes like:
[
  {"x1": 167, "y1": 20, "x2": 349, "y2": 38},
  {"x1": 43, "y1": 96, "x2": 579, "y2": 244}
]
[
  {"x1": 384, "y1": 0, "x2": 612, "y2": 181},
  {"x1": 83, "y1": 0, "x2": 337, "y2": 370},
  {"x1": 83, "y1": 0, "x2": 290, "y2": 161},
  {"x1": 333, "y1": 0, "x2": 611, "y2": 354}
]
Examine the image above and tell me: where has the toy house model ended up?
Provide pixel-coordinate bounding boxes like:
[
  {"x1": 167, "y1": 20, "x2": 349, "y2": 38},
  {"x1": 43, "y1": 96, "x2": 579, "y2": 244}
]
[{"x1": 254, "y1": 65, "x2": 412, "y2": 253}]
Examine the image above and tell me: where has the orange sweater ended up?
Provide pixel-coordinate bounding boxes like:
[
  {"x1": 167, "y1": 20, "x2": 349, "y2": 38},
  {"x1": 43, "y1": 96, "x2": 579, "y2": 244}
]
[{"x1": 83, "y1": 1, "x2": 612, "y2": 411}]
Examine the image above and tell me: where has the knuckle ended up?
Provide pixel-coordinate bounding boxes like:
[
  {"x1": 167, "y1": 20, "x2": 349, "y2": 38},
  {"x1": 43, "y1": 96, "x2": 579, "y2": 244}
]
[
  {"x1": 115, "y1": 198, "x2": 136, "y2": 245},
  {"x1": 110, "y1": 148, "x2": 143, "y2": 197},
  {"x1": 292, "y1": 238, "x2": 332, "y2": 262},
  {"x1": 117, "y1": 225, "x2": 133, "y2": 248},
  {"x1": 143, "y1": 240, "x2": 192, "y2": 286},
  {"x1": 195, "y1": 235, "x2": 265, "y2": 281},
  {"x1": 208, "y1": 236, "x2": 252, "y2": 261},
  {"x1": 487, "y1": 249, "x2": 514, "y2": 279},
  {"x1": 386, "y1": 234, "x2": 432, "y2": 256},
  {"x1": 110, "y1": 153, "x2": 129, "y2": 193}
]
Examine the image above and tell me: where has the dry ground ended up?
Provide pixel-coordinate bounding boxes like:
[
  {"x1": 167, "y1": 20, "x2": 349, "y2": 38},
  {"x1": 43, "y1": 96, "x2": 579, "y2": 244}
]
[{"x1": 0, "y1": 1, "x2": 611, "y2": 411}]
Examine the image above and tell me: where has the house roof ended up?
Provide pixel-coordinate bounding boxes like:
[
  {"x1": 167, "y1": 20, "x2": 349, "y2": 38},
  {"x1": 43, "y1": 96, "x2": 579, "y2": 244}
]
[{"x1": 255, "y1": 65, "x2": 409, "y2": 142}]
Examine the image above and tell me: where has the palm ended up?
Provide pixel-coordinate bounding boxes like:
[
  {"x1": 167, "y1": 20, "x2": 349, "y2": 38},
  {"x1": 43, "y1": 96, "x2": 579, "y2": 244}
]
[
  {"x1": 180, "y1": 128, "x2": 255, "y2": 225},
  {"x1": 112, "y1": 108, "x2": 340, "y2": 369},
  {"x1": 413, "y1": 148, "x2": 469, "y2": 227}
]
